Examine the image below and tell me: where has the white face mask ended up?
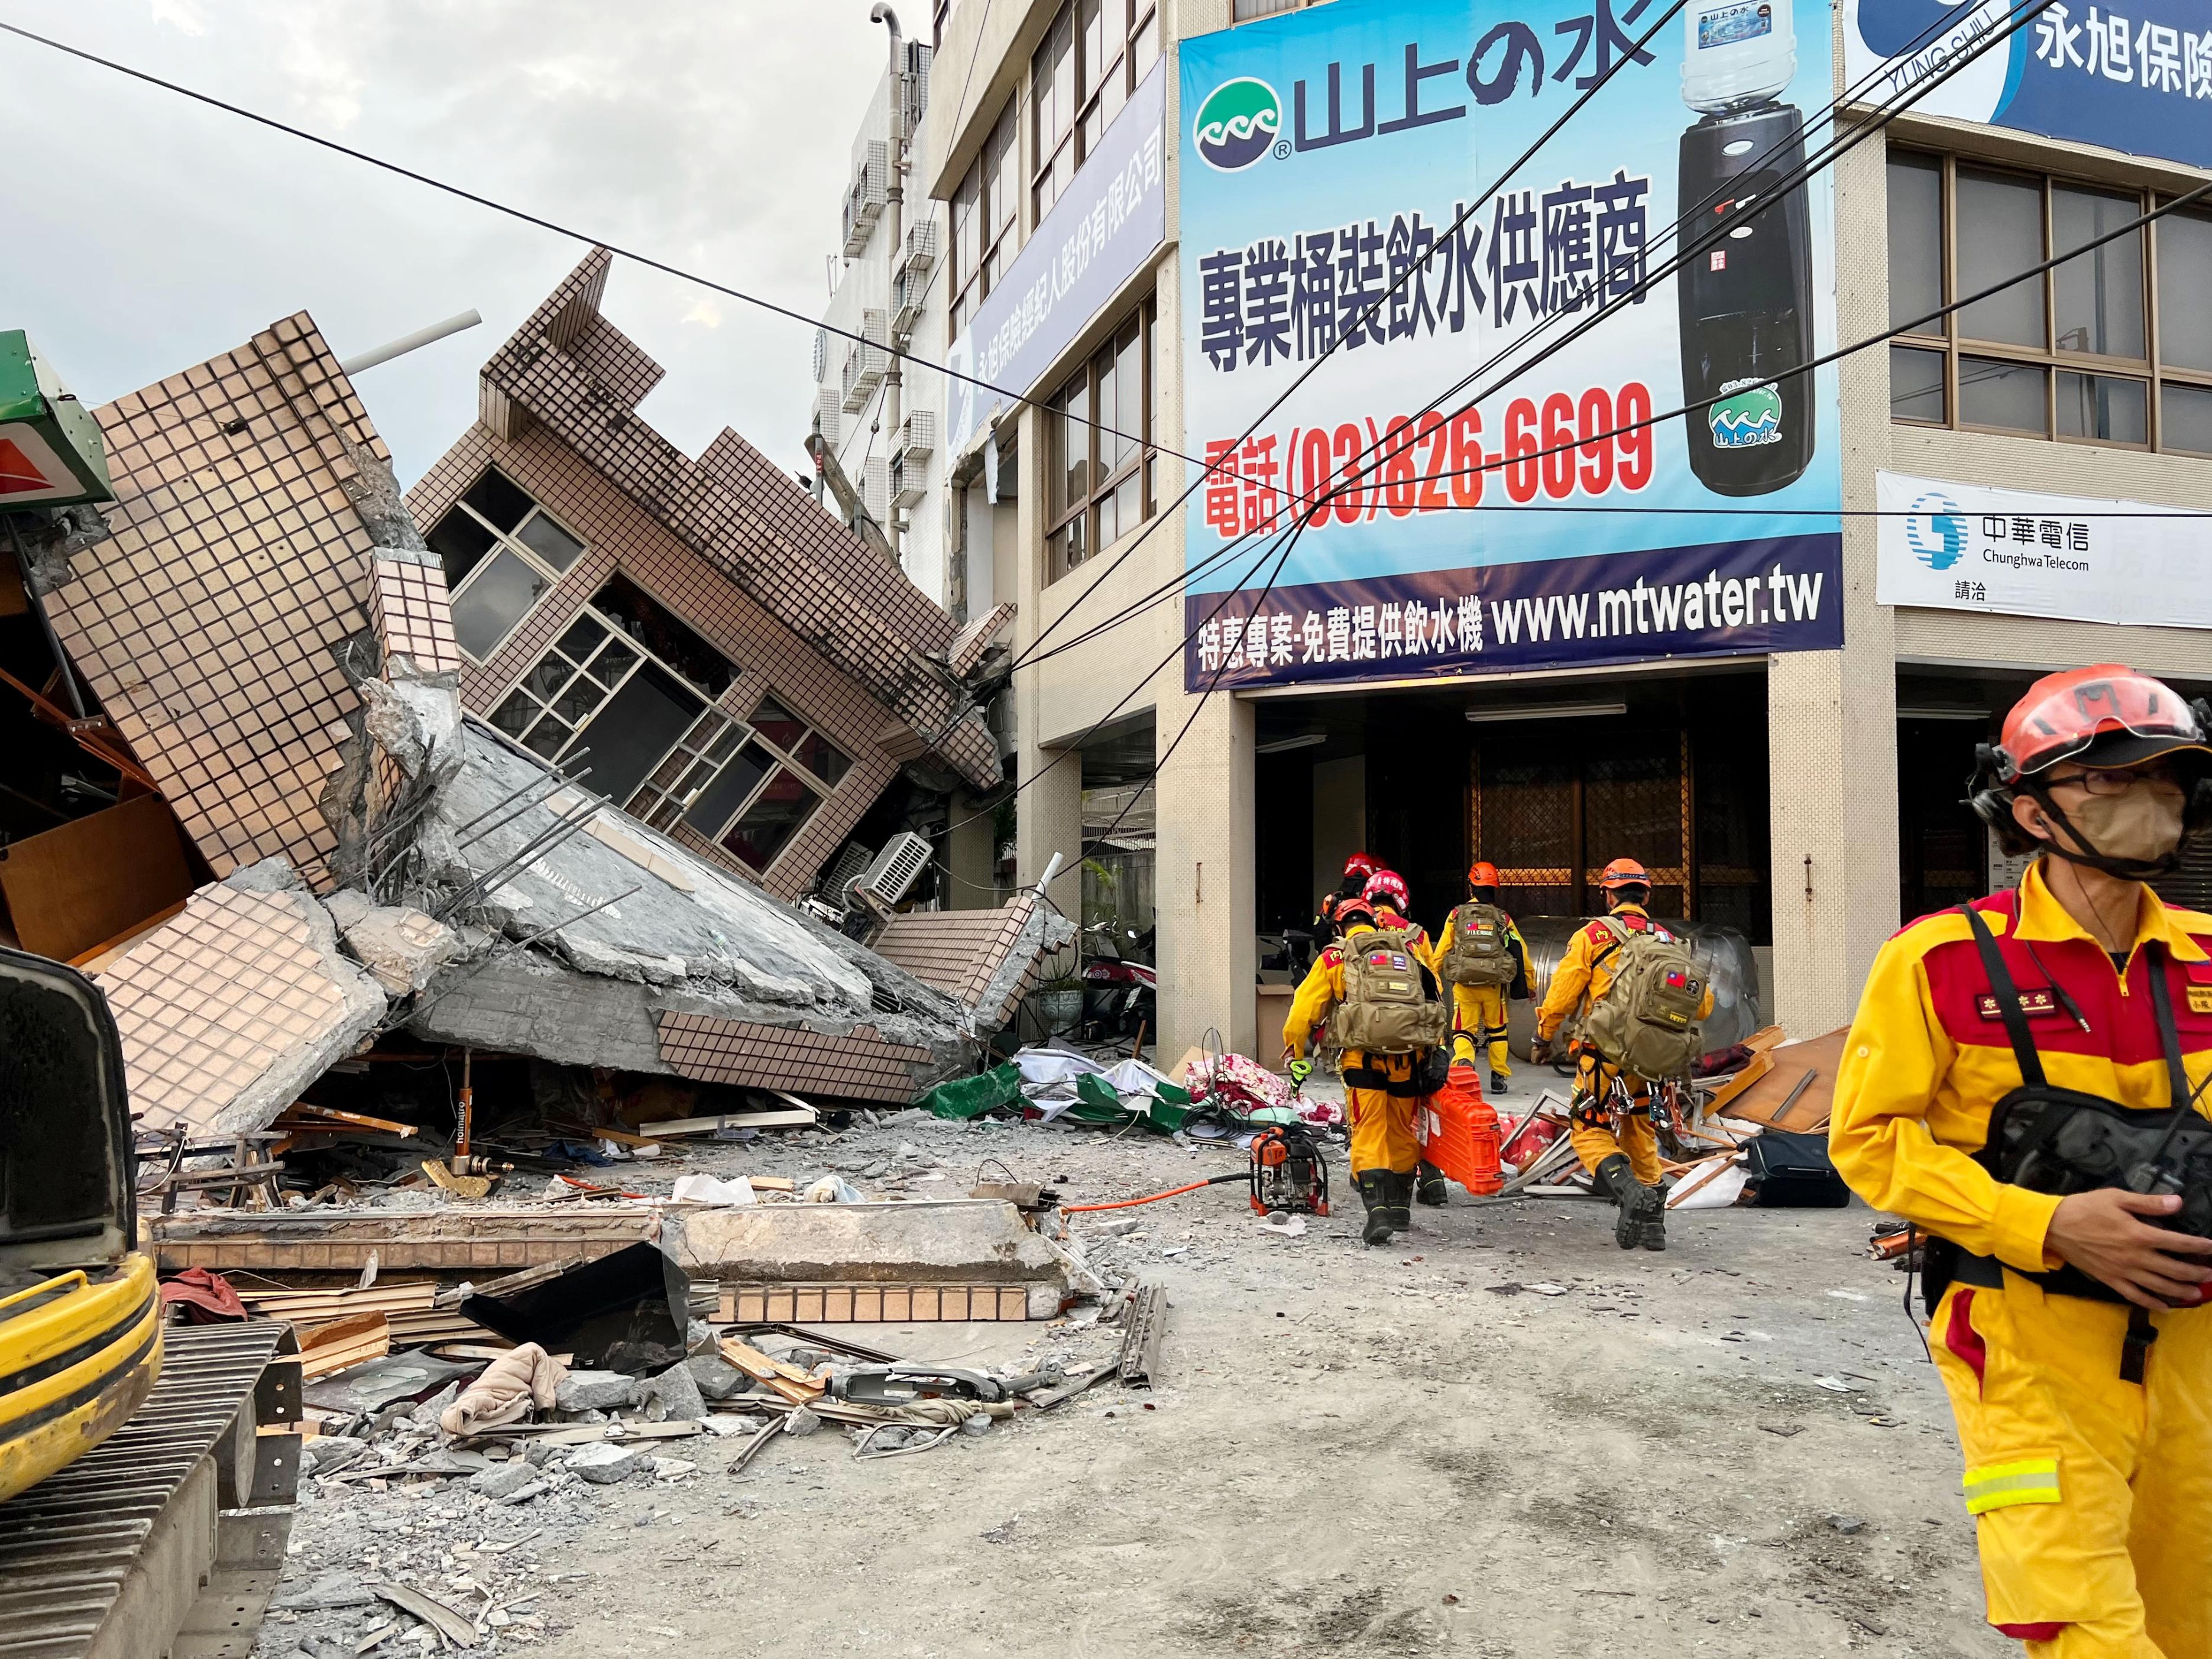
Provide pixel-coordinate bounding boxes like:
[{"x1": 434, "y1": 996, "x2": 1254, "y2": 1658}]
[{"x1": 2059, "y1": 777, "x2": 2187, "y2": 864}]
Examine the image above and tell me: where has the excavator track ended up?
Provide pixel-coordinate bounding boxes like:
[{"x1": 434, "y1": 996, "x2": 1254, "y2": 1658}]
[{"x1": 0, "y1": 1320, "x2": 302, "y2": 1659}]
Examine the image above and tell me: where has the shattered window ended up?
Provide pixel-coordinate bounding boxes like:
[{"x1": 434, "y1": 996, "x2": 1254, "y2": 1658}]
[
  {"x1": 746, "y1": 695, "x2": 851, "y2": 788},
  {"x1": 430, "y1": 468, "x2": 594, "y2": 664},
  {"x1": 721, "y1": 767, "x2": 817, "y2": 873}
]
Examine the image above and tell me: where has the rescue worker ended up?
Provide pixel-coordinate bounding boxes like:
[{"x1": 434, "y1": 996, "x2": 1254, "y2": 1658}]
[
  {"x1": 1434, "y1": 860, "x2": 1531, "y2": 1097},
  {"x1": 1282, "y1": 896, "x2": 1445, "y2": 1246},
  {"x1": 1316, "y1": 853, "x2": 1379, "y2": 940},
  {"x1": 1362, "y1": 869, "x2": 1439, "y2": 974},
  {"x1": 1830, "y1": 665, "x2": 2212, "y2": 1655},
  {"x1": 1533, "y1": 858, "x2": 1709, "y2": 1250}
]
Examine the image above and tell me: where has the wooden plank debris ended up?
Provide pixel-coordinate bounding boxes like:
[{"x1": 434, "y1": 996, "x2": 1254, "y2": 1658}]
[
  {"x1": 644, "y1": 1107, "x2": 817, "y2": 1138},
  {"x1": 298, "y1": 1313, "x2": 390, "y2": 1381},
  {"x1": 1715, "y1": 1028, "x2": 1847, "y2": 1133},
  {"x1": 715, "y1": 1338, "x2": 827, "y2": 1405}
]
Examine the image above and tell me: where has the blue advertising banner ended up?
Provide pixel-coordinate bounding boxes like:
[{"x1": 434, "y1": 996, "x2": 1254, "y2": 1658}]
[
  {"x1": 945, "y1": 62, "x2": 1166, "y2": 455},
  {"x1": 1844, "y1": 2, "x2": 2212, "y2": 169},
  {"x1": 1177, "y1": 0, "x2": 1844, "y2": 691}
]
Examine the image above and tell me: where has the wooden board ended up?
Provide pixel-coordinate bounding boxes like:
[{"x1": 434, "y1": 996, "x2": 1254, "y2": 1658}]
[
  {"x1": 1714, "y1": 1028, "x2": 1849, "y2": 1133},
  {"x1": 646, "y1": 1108, "x2": 818, "y2": 1138},
  {"x1": 0, "y1": 793, "x2": 194, "y2": 962},
  {"x1": 297, "y1": 1312, "x2": 390, "y2": 1380},
  {"x1": 717, "y1": 1282, "x2": 1040, "y2": 1324}
]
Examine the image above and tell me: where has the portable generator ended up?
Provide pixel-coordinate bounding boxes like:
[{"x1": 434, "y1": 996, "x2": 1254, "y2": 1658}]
[{"x1": 1249, "y1": 1123, "x2": 1330, "y2": 1217}]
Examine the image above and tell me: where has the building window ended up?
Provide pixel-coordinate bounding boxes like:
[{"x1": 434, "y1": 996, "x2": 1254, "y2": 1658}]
[
  {"x1": 1032, "y1": 0, "x2": 1160, "y2": 224},
  {"x1": 949, "y1": 101, "x2": 1019, "y2": 345},
  {"x1": 426, "y1": 469, "x2": 588, "y2": 662},
  {"x1": 1047, "y1": 297, "x2": 1157, "y2": 581},
  {"x1": 1886, "y1": 149, "x2": 2212, "y2": 452},
  {"x1": 487, "y1": 579, "x2": 736, "y2": 807},
  {"x1": 628, "y1": 691, "x2": 853, "y2": 874}
]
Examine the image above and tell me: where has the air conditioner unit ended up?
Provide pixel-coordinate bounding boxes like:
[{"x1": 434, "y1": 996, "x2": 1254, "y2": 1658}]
[
  {"x1": 853, "y1": 831, "x2": 932, "y2": 913},
  {"x1": 898, "y1": 409, "x2": 936, "y2": 462}
]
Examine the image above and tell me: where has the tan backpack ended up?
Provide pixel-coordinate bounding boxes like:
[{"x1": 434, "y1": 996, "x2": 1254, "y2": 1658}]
[
  {"x1": 1580, "y1": 916, "x2": 1708, "y2": 1080},
  {"x1": 1331, "y1": 929, "x2": 1451, "y2": 1056},
  {"x1": 1439, "y1": 902, "x2": 1517, "y2": 987}
]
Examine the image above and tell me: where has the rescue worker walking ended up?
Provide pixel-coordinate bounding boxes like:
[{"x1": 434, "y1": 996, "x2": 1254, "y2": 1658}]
[
  {"x1": 1533, "y1": 858, "x2": 1712, "y2": 1251},
  {"x1": 1316, "y1": 853, "x2": 1379, "y2": 941},
  {"x1": 1282, "y1": 896, "x2": 1449, "y2": 1246},
  {"x1": 1830, "y1": 666, "x2": 2212, "y2": 1656},
  {"x1": 1363, "y1": 868, "x2": 1455, "y2": 1207},
  {"x1": 1435, "y1": 861, "x2": 1530, "y2": 1097}
]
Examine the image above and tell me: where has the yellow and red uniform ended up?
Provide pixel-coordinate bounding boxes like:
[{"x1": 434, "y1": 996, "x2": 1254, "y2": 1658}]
[
  {"x1": 1831, "y1": 862, "x2": 2212, "y2": 1655},
  {"x1": 1434, "y1": 906, "x2": 1527, "y2": 1079},
  {"x1": 1371, "y1": 908, "x2": 1439, "y2": 977},
  {"x1": 1284, "y1": 922, "x2": 1424, "y2": 1179},
  {"x1": 1534, "y1": 903, "x2": 1711, "y2": 1182}
]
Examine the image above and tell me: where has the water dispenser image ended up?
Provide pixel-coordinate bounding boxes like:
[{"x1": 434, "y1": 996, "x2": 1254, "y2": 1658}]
[{"x1": 1676, "y1": 0, "x2": 1815, "y2": 496}]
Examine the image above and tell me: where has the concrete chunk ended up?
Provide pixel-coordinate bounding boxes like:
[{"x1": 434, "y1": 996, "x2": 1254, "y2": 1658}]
[
  {"x1": 639, "y1": 1361, "x2": 708, "y2": 1424},
  {"x1": 555, "y1": 1370, "x2": 640, "y2": 1413},
  {"x1": 566, "y1": 1441, "x2": 655, "y2": 1483},
  {"x1": 668, "y1": 1199, "x2": 1072, "y2": 1289}
]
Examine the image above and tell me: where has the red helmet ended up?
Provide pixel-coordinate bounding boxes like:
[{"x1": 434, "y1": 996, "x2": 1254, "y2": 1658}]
[
  {"x1": 1467, "y1": 860, "x2": 1500, "y2": 887},
  {"x1": 1989, "y1": 665, "x2": 2211, "y2": 782},
  {"x1": 1362, "y1": 870, "x2": 1409, "y2": 912},
  {"x1": 1343, "y1": 853, "x2": 1379, "y2": 881},
  {"x1": 1598, "y1": 857, "x2": 1650, "y2": 891}
]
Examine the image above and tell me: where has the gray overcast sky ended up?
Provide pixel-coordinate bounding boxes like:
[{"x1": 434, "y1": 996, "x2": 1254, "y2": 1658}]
[{"x1": 0, "y1": 1, "x2": 889, "y2": 487}]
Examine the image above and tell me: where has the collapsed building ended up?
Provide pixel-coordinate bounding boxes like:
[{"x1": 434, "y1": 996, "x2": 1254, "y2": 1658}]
[{"x1": 4, "y1": 257, "x2": 1061, "y2": 1144}]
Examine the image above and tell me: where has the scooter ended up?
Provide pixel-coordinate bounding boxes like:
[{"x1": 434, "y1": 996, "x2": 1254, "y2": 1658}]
[{"x1": 1078, "y1": 923, "x2": 1156, "y2": 1042}]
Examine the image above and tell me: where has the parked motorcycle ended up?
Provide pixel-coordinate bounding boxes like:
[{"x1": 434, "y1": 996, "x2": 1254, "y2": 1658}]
[{"x1": 1078, "y1": 922, "x2": 1155, "y2": 1042}]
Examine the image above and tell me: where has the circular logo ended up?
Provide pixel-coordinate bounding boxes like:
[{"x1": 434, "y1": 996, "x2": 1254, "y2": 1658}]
[
  {"x1": 1194, "y1": 77, "x2": 1282, "y2": 172},
  {"x1": 1904, "y1": 491, "x2": 1967, "y2": 571}
]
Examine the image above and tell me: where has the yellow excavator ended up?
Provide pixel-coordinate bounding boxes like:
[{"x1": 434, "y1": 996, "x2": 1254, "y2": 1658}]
[
  {"x1": 0, "y1": 942, "x2": 161, "y2": 1500},
  {"x1": 0, "y1": 943, "x2": 302, "y2": 1658}
]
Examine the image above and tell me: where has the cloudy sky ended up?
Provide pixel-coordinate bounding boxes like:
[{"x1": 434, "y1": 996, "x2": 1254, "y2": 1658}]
[{"x1": 1, "y1": 1, "x2": 890, "y2": 486}]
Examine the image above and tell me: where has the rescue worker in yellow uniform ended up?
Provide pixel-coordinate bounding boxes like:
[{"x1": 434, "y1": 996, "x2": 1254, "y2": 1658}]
[
  {"x1": 1831, "y1": 665, "x2": 2212, "y2": 1657},
  {"x1": 1315, "y1": 853, "x2": 1379, "y2": 942},
  {"x1": 1361, "y1": 870, "x2": 1437, "y2": 973},
  {"x1": 1282, "y1": 896, "x2": 1445, "y2": 1246},
  {"x1": 1533, "y1": 858, "x2": 1710, "y2": 1250},
  {"x1": 1434, "y1": 860, "x2": 1531, "y2": 1097}
]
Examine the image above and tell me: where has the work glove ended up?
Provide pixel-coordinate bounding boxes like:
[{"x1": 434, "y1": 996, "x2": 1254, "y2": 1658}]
[{"x1": 1530, "y1": 1036, "x2": 1552, "y2": 1067}]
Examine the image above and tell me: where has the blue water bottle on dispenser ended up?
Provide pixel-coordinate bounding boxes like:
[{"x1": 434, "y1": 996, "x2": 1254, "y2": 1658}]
[{"x1": 1676, "y1": 0, "x2": 1814, "y2": 496}]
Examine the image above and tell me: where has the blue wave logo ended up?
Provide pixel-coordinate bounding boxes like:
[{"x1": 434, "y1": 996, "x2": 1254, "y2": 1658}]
[
  {"x1": 1905, "y1": 491, "x2": 1967, "y2": 569},
  {"x1": 1193, "y1": 77, "x2": 1281, "y2": 172}
]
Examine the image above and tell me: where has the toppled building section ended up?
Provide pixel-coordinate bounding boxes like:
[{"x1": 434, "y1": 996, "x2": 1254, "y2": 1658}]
[
  {"x1": 25, "y1": 307, "x2": 1057, "y2": 1130},
  {"x1": 93, "y1": 864, "x2": 384, "y2": 1139}
]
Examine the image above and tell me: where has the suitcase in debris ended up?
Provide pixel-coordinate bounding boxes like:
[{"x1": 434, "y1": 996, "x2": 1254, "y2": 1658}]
[{"x1": 1741, "y1": 1130, "x2": 1852, "y2": 1208}]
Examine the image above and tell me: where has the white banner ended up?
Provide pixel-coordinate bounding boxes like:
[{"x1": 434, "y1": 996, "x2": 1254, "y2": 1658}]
[{"x1": 1876, "y1": 469, "x2": 2212, "y2": 631}]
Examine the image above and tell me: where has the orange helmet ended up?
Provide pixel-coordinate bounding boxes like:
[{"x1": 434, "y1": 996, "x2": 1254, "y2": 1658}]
[
  {"x1": 1335, "y1": 897, "x2": 1376, "y2": 931},
  {"x1": 1362, "y1": 870, "x2": 1409, "y2": 913},
  {"x1": 1598, "y1": 857, "x2": 1650, "y2": 891},
  {"x1": 1987, "y1": 665, "x2": 2211, "y2": 783},
  {"x1": 1467, "y1": 860, "x2": 1500, "y2": 887}
]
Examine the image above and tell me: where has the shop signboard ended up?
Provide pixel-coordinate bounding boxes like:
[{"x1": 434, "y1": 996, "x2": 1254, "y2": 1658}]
[
  {"x1": 1844, "y1": 1, "x2": 2212, "y2": 171},
  {"x1": 0, "y1": 331, "x2": 112, "y2": 510},
  {"x1": 1177, "y1": 0, "x2": 1844, "y2": 690},
  {"x1": 944, "y1": 62, "x2": 1167, "y2": 456},
  {"x1": 1876, "y1": 468, "x2": 2212, "y2": 630}
]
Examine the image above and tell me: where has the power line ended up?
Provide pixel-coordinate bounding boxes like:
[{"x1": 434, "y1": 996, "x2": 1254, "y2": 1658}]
[
  {"x1": 1003, "y1": 0, "x2": 2050, "y2": 676},
  {"x1": 1003, "y1": 0, "x2": 1696, "y2": 674}
]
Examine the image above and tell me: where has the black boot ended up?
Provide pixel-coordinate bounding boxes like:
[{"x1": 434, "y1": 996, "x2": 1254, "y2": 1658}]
[
  {"x1": 1356, "y1": 1171, "x2": 1395, "y2": 1246},
  {"x1": 1595, "y1": 1154, "x2": 1642, "y2": 1250},
  {"x1": 1383, "y1": 1170, "x2": 1416, "y2": 1236},
  {"x1": 1490, "y1": 1071, "x2": 1510, "y2": 1096},
  {"x1": 1414, "y1": 1161, "x2": 1449, "y2": 1207},
  {"x1": 1637, "y1": 1187, "x2": 1669, "y2": 1252}
]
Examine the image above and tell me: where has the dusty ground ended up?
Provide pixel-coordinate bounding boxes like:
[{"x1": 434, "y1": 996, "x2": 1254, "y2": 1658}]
[{"x1": 260, "y1": 1084, "x2": 2012, "y2": 1659}]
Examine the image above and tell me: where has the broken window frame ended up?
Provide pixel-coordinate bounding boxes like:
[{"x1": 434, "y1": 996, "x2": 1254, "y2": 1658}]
[
  {"x1": 430, "y1": 470, "x2": 590, "y2": 663},
  {"x1": 626, "y1": 691, "x2": 851, "y2": 875}
]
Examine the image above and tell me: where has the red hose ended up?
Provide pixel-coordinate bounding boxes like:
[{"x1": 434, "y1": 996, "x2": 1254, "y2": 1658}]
[{"x1": 1060, "y1": 1174, "x2": 1244, "y2": 1214}]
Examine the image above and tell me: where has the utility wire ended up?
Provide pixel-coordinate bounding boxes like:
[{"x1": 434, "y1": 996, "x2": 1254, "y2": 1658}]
[
  {"x1": 950, "y1": 0, "x2": 2128, "y2": 835},
  {"x1": 1013, "y1": 0, "x2": 2069, "y2": 670},
  {"x1": 1003, "y1": 0, "x2": 1695, "y2": 674}
]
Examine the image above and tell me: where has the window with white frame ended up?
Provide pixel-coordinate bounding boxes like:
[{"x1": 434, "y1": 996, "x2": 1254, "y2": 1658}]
[
  {"x1": 628, "y1": 692, "x2": 854, "y2": 874},
  {"x1": 426, "y1": 469, "x2": 588, "y2": 662}
]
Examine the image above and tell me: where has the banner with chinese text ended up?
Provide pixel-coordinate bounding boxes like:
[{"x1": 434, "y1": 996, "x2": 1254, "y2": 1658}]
[
  {"x1": 1844, "y1": 1, "x2": 2212, "y2": 170},
  {"x1": 1177, "y1": 0, "x2": 1844, "y2": 690}
]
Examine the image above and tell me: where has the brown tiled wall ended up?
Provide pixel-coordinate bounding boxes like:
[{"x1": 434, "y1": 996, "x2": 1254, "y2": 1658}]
[
  {"x1": 369, "y1": 555, "x2": 462, "y2": 676},
  {"x1": 655, "y1": 1010, "x2": 931, "y2": 1104},
  {"x1": 50, "y1": 315, "x2": 383, "y2": 885},
  {"x1": 408, "y1": 423, "x2": 906, "y2": 899},
  {"x1": 871, "y1": 892, "x2": 1041, "y2": 1020}
]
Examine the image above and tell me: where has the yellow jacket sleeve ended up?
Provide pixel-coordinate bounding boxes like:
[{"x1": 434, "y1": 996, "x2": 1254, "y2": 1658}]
[
  {"x1": 1433, "y1": 913, "x2": 1456, "y2": 959},
  {"x1": 1407, "y1": 927, "x2": 1439, "y2": 977},
  {"x1": 1283, "y1": 953, "x2": 1338, "y2": 1058},
  {"x1": 1537, "y1": 924, "x2": 1599, "y2": 1040},
  {"x1": 1828, "y1": 931, "x2": 2062, "y2": 1272}
]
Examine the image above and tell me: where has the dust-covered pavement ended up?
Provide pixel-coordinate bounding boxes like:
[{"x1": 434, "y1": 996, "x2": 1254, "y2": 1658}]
[{"x1": 260, "y1": 1097, "x2": 2010, "y2": 1659}]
